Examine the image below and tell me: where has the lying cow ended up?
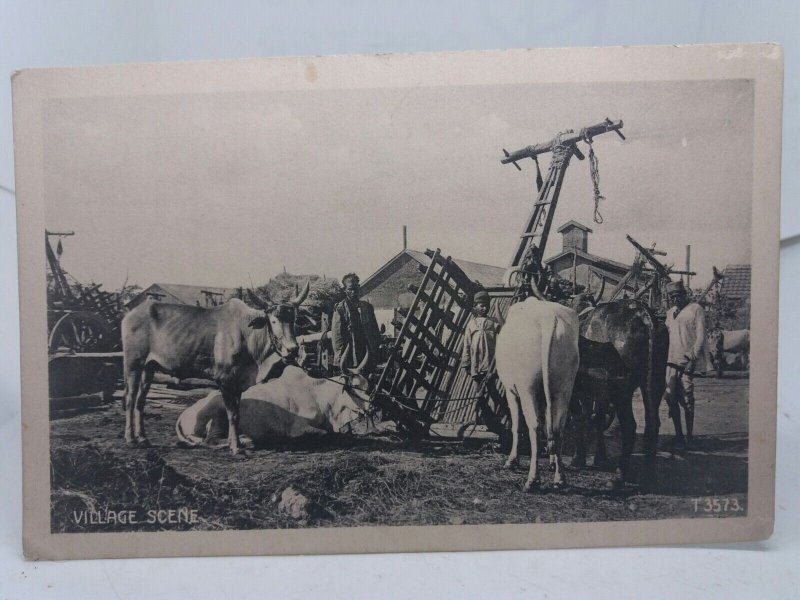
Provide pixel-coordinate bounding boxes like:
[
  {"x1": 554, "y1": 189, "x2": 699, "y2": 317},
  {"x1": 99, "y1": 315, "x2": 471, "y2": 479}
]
[
  {"x1": 495, "y1": 298, "x2": 580, "y2": 491},
  {"x1": 121, "y1": 283, "x2": 308, "y2": 454},
  {"x1": 175, "y1": 358, "x2": 371, "y2": 447}
]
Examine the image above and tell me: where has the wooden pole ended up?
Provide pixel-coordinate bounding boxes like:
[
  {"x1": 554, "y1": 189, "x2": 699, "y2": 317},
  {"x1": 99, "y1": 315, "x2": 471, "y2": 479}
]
[
  {"x1": 572, "y1": 251, "x2": 577, "y2": 291},
  {"x1": 501, "y1": 119, "x2": 624, "y2": 165},
  {"x1": 686, "y1": 245, "x2": 692, "y2": 289},
  {"x1": 403, "y1": 225, "x2": 407, "y2": 250}
]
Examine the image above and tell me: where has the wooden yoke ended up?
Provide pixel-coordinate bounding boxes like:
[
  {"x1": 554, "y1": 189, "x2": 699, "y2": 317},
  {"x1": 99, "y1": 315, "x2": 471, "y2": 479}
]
[
  {"x1": 501, "y1": 118, "x2": 624, "y2": 299},
  {"x1": 609, "y1": 234, "x2": 699, "y2": 312}
]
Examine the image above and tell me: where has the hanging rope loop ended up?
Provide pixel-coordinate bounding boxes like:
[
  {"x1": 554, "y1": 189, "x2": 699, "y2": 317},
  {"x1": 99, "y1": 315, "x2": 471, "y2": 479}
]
[{"x1": 581, "y1": 128, "x2": 606, "y2": 224}]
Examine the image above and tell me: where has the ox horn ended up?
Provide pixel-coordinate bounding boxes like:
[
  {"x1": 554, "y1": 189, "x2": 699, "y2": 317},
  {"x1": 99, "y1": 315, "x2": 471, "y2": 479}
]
[
  {"x1": 349, "y1": 347, "x2": 370, "y2": 375},
  {"x1": 339, "y1": 344, "x2": 352, "y2": 371},
  {"x1": 247, "y1": 289, "x2": 273, "y2": 310},
  {"x1": 290, "y1": 280, "x2": 310, "y2": 307},
  {"x1": 356, "y1": 347, "x2": 370, "y2": 373}
]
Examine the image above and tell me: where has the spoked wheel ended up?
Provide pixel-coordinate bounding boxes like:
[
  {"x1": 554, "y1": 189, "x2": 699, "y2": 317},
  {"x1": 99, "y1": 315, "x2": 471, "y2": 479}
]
[{"x1": 48, "y1": 311, "x2": 113, "y2": 354}]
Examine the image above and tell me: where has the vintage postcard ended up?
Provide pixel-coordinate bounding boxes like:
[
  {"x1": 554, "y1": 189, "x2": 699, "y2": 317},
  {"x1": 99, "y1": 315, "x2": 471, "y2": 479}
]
[{"x1": 14, "y1": 44, "x2": 781, "y2": 560}]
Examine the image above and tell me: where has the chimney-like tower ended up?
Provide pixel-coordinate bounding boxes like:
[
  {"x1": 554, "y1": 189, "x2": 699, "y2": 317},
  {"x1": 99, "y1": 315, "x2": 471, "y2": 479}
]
[
  {"x1": 402, "y1": 225, "x2": 407, "y2": 250},
  {"x1": 557, "y1": 220, "x2": 593, "y2": 253}
]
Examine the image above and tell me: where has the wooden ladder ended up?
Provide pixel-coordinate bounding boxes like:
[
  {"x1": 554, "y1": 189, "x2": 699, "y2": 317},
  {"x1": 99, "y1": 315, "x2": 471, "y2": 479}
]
[{"x1": 501, "y1": 119, "x2": 625, "y2": 294}]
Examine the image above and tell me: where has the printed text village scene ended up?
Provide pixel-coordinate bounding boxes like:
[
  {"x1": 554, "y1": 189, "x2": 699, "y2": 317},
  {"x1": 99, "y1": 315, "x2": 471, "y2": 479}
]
[{"x1": 46, "y1": 118, "x2": 750, "y2": 531}]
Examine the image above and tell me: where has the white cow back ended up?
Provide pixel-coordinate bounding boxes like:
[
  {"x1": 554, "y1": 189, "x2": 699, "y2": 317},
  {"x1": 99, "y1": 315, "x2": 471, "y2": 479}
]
[
  {"x1": 722, "y1": 329, "x2": 750, "y2": 353},
  {"x1": 494, "y1": 298, "x2": 580, "y2": 491},
  {"x1": 496, "y1": 299, "x2": 579, "y2": 392}
]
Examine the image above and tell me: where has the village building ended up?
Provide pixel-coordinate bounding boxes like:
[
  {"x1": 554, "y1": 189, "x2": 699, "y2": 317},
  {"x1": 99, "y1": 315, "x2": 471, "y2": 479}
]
[
  {"x1": 359, "y1": 249, "x2": 506, "y2": 333},
  {"x1": 126, "y1": 283, "x2": 242, "y2": 309},
  {"x1": 543, "y1": 220, "x2": 634, "y2": 301},
  {"x1": 717, "y1": 264, "x2": 751, "y2": 301},
  {"x1": 359, "y1": 221, "x2": 638, "y2": 332}
]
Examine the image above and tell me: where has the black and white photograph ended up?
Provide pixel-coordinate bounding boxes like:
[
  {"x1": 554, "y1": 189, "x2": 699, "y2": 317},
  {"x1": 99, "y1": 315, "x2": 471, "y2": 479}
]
[{"x1": 13, "y1": 45, "x2": 780, "y2": 559}]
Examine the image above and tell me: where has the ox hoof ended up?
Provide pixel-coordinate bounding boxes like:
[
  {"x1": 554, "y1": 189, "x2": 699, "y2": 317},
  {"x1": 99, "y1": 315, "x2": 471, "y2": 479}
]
[
  {"x1": 552, "y1": 478, "x2": 566, "y2": 491},
  {"x1": 504, "y1": 458, "x2": 519, "y2": 471},
  {"x1": 523, "y1": 479, "x2": 541, "y2": 493},
  {"x1": 135, "y1": 438, "x2": 151, "y2": 448},
  {"x1": 229, "y1": 447, "x2": 247, "y2": 458}
]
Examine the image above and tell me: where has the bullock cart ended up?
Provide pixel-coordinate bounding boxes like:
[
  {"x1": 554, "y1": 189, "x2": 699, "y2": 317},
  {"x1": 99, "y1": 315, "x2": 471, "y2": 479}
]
[
  {"x1": 46, "y1": 231, "x2": 124, "y2": 407},
  {"x1": 367, "y1": 248, "x2": 513, "y2": 439}
]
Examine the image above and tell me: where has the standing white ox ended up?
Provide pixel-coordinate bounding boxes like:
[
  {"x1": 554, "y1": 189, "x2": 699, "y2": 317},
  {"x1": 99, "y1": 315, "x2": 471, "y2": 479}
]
[
  {"x1": 121, "y1": 283, "x2": 308, "y2": 454},
  {"x1": 495, "y1": 298, "x2": 580, "y2": 491},
  {"x1": 175, "y1": 360, "x2": 372, "y2": 446},
  {"x1": 708, "y1": 328, "x2": 750, "y2": 374}
]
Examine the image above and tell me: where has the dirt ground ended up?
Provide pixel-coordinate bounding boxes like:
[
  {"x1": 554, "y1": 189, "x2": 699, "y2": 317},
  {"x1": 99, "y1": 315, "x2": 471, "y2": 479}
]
[{"x1": 50, "y1": 374, "x2": 749, "y2": 533}]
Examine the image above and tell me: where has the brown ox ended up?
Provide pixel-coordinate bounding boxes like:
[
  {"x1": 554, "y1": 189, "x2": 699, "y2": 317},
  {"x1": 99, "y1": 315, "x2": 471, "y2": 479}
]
[
  {"x1": 572, "y1": 300, "x2": 669, "y2": 489},
  {"x1": 121, "y1": 283, "x2": 308, "y2": 454}
]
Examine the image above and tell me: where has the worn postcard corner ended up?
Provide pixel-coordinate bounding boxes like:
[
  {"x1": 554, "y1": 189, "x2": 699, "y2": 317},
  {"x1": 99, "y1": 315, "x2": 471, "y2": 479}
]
[{"x1": 13, "y1": 43, "x2": 780, "y2": 560}]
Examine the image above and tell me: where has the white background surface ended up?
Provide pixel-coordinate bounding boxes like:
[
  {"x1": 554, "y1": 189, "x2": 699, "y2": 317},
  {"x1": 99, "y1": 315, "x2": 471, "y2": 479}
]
[{"x1": 1, "y1": 2, "x2": 798, "y2": 598}]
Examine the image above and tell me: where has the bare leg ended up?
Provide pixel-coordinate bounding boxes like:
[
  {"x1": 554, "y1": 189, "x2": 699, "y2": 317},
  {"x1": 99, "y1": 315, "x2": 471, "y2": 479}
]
[
  {"x1": 517, "y1": 388, "x2": 541, "y2": 492},
  {"x1": 221, "y1": 387, "x2": 243, "y2": 455},
  {"x1": 571, "y1": 393, "x2": 589, "y2": 468},
  {"x1": 504, "y1": 393, "x2": 521, "y2": 469},
  {"x1": 551, "y1": 428, "x2": 566, "y2": 488},
  {"x1": 133, "y1": 364, "x2": 155, "y2": 447},
  {"x1": 504, "y1": 390, "x2": 521, "y2": 470},
  {"x1": 550, "y1": 390, "x2": 571, "y2": 488},
  {"x1": 664, "y1": 370, "x2": 685, "y2": 448},
  {"x1": 124, "y1": 368, "x2": 140, "y2": 446},
  {"x1": 615, "y1": 395, "x2": 637, "y2": 486},
  {"x1": 683, "y1": 373, "x2": 695, "y2": 445},
  {"x1": 593, "y1": 407, "x2": 610, "y2": 468}
]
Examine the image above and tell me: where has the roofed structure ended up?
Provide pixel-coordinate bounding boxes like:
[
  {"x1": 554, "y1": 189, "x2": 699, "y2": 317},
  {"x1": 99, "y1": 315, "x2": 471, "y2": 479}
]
[
  {"x1": 359, "y1": 249, "x2": 506, "y2": 333},
  {"x1": 127, "y1": 283, "x2": 242, "y2": 309},
  {"x1": 544, "y1": 221, "x2": 635, "y2": 300},
  {"x1": 719, "y1": 264, "x2": 751, "y2": 300}
]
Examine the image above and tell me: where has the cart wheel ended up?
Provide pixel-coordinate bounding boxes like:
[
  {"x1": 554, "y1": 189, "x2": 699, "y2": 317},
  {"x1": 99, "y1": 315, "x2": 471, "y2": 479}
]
[{"x1": 48, "y1": 311, "x2": 113, "y2": 354}]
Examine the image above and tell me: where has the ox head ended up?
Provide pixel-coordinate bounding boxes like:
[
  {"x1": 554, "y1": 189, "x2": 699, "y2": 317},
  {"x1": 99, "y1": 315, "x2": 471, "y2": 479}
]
[
  {"x1": 707, "y1": 328, "x2": 724, "y2": 354},
  {"x1": 247, "y1": 280, "x2": 310, "y2": 363},
  {"x1": 333, "y1": 346, "x2": 376, "y2": 434}
]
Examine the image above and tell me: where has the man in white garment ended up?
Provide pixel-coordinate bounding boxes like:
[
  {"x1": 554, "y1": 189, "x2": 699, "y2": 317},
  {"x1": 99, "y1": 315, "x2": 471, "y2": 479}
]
[{"x1": 663, "y1": 279, "x2": 709, "y2": 449}]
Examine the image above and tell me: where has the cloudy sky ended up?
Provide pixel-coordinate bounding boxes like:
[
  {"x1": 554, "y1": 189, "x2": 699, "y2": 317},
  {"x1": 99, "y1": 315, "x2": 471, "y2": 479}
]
[{"x1": 44, "y1": 78, "x2": 753, "y2": 291}]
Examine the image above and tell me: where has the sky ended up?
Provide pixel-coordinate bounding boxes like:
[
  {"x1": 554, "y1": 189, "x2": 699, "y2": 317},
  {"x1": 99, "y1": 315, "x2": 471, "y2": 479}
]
[{"x1": 43, "y1": 78, "x2": 753, "y2": 292}]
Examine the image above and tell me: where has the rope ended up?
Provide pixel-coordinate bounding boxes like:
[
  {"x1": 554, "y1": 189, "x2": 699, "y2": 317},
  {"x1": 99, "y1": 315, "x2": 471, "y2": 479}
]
[
  {"x1": 582, "y1": 130, "x2": 606, "y2": 224},
  {"x1": 533, "y1": 155, "x2": 543, "y2": 192},
  {"x1": 296, "y1": 366, "x2": 484, "y2": 417}
]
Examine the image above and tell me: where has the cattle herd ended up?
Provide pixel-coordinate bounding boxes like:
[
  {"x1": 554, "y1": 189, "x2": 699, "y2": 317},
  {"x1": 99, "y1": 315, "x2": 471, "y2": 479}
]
[{"x1": 118, "y1": 285, "x2": 746, "y2": 496}]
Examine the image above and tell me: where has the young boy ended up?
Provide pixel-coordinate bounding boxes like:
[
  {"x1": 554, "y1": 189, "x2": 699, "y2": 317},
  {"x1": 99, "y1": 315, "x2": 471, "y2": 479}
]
[{"x1": 461, "y1": 290, "x2": 502, "y2": 382}]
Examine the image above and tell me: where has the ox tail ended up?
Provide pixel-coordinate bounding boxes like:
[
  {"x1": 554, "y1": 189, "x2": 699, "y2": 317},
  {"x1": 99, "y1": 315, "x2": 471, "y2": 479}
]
[
  {"x1": 639, "y1": 305, "x2": 656, "y2": 418},
  {"x1": 541, "y1": 313, "x2": 557, "y2": 455}
]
